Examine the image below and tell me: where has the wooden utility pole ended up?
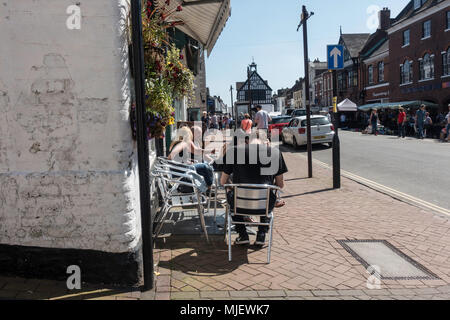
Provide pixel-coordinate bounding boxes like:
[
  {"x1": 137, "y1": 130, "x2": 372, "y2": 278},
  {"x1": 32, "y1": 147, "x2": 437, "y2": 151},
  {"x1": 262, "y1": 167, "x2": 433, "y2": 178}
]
[{"x1": 298, "y1": 5, "x2": 314, "y2": 178}]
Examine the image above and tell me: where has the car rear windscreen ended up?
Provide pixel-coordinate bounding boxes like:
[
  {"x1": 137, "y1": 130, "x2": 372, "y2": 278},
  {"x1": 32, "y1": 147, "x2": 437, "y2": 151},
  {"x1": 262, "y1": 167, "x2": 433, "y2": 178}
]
[
  {"x1": 271, "y1": 117, "x2": 291, "y2": 124},
  {"x1": 301, "y1": 118, "x2": 330, "y2": 127}
]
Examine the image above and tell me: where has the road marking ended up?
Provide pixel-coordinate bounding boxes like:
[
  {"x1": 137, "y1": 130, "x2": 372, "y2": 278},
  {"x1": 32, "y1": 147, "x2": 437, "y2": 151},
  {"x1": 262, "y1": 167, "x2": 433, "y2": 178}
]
[{"x1": 296, "y1": 154, "x2": 450, "y2": 217}]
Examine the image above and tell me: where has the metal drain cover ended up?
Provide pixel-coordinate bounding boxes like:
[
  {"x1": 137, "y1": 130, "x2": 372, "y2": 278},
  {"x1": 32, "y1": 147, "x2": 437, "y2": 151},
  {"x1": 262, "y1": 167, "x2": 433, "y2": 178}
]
[{"x1": 338, "y1": 240, "x2": 439, "y2": 280}]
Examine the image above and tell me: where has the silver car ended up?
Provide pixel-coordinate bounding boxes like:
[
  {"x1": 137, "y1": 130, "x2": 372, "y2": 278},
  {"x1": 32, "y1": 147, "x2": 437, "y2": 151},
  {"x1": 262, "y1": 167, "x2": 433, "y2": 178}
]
[{"x1": 281, "y1": 116, "x2": 335, "y2": 148}]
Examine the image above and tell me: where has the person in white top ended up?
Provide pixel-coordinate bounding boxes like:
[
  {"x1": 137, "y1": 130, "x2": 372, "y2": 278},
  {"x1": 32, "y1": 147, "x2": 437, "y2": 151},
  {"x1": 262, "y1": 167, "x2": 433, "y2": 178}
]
[{"x1": 254, "y1": 105, "x2": 271, "y2": 130}]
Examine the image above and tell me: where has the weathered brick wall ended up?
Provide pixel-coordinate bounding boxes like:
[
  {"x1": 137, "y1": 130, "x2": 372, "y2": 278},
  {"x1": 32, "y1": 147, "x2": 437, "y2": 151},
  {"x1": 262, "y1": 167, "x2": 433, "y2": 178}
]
[{"x1": 0, "y1": 1, "x2": 142, "y2": 255}]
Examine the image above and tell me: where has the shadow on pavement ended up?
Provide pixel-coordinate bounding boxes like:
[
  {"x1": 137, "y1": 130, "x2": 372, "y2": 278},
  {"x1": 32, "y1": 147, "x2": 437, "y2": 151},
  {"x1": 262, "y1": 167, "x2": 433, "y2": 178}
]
[
  {"x1": 155, "y1": 236, "x2": 256, "y2": 276},
  {"x1": 279, "y1": 144, "x2": 330, "y2": 154},
  {"x1": 282, "y1": 188, "x2": 335, "y2": 199}
]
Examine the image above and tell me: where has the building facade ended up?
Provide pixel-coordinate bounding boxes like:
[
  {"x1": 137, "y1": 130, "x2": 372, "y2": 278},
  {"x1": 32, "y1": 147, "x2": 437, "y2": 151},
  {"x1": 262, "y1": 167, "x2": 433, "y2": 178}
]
[
  {"x1": 236, "y1": 63, "x2": 273, "y2": 112},
  {"x1": 388, "y1": 0, "x2": 450, "y2": 111},
  {"x1": 0, "y1": 0, "x2": 230, "y2": 285},
  {"x1": 337, "y1": 33, "x2": 371, "y2": 105}
]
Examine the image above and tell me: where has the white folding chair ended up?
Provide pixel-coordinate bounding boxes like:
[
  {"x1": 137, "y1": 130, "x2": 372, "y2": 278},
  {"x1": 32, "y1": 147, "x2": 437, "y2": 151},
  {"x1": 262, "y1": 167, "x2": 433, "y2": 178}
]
[{"x1": 224, "y1": 184, "x2": 281, "y2": 264}]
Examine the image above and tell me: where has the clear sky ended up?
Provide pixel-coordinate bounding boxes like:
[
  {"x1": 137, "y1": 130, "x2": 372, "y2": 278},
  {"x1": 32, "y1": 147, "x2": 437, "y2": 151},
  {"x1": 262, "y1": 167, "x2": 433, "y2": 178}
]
[{"x1": 205, "y1": 0, "x2": 410, "y2": 108}]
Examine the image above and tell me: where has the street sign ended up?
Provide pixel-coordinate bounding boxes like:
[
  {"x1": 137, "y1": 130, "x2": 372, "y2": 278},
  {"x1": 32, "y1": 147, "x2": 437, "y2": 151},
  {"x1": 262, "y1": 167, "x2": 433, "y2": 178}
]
[{"x1": 327, "y1": 45, "x2": 344, "y2": 70}]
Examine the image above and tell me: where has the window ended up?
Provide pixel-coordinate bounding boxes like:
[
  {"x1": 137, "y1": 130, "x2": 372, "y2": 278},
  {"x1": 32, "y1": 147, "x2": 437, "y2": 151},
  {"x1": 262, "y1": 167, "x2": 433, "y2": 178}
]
[
  {"x1": 443, "y1": 48, "x2": 450, "y2": 76},
  {"x1": 447, "y1": 11, "x2": 450, "y2": 30},
  {"x1": 301, "y1": 118, "x2": 330, "y2": 127},
  {"x1": 420, "y1": 53, "x2": 434, "y2": 80},
  {"x1": 368, "y1": 65, "x2": 374, "y2": 84},
  {"x1": 338, "y1": 73, "x2": 346, "y2": 90},
  {"x1": 414, "y1": 0, "x2": 422, "y2": 10},
  {"x1": 348, "y1": 70, "x2": 358, "y2": 87},
  {"x1": 422, "y1": 20, "x2": 431, "y2": 39},
  {"x1": 378, "y1": 62, "x2": 385, "y2": 82},
  {"x1": 400, "y1": 60, "x2": 413, "y2": 84},
  {"x1": 403, "y1": 30, "x2": 410, "y2": 46}
]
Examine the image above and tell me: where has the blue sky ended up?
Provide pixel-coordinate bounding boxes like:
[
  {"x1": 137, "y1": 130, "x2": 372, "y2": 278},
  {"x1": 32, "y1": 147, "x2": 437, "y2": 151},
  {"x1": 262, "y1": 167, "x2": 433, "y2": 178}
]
[{"x1": 205, "y1": 0, "x2": 410, "y2": 107}]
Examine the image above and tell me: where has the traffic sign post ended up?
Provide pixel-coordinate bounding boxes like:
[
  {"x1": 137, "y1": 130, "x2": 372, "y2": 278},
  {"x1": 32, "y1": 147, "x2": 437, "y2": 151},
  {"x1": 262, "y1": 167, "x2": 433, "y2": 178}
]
[{"x1": 327, "y1": 45, "x2": 343, "y2": 189}]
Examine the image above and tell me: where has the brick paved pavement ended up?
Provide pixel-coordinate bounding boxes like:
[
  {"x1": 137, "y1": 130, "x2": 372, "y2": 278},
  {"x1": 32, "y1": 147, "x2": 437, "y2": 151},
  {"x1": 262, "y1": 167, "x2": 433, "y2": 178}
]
[{"x1": 1, "y1": 150, "x2": 450, "y2": 300}]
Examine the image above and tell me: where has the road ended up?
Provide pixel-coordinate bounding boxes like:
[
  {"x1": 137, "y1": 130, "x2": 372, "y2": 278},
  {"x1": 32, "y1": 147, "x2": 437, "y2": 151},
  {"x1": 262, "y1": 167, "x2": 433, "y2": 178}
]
[{"x1": 280, "y1": 131, "x2": 450, "y2": 210}]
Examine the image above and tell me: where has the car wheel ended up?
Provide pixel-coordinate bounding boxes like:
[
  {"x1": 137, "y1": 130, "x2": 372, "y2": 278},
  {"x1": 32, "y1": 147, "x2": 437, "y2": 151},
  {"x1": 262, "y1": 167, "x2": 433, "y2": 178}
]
[{"x1": 327, "y1": 142, "x2": 333, "y2": 148}]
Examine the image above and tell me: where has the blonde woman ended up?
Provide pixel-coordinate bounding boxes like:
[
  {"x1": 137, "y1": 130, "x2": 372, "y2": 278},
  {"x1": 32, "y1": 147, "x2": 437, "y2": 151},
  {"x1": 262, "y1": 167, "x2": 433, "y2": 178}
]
[{"x1": 168, "y1": 126, "x2": 214, "y2": 189}]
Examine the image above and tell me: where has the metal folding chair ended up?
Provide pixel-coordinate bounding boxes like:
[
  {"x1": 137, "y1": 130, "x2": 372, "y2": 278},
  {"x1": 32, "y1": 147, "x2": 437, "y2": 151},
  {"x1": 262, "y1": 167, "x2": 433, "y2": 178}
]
[
  {"x1": 224, "y1": 183, "x2": 281, "y2": 264},
  {"x1": 158, "y1": 157, "x2": 218, "y2": 215},
  {"x1": 151, "y1": 167, "x2": 209, "y2": 242}
]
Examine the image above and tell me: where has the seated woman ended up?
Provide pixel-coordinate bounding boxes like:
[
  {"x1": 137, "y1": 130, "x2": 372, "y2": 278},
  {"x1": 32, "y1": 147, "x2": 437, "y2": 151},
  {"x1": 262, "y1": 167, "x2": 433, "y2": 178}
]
[{"x1": 168, "y1": 126, "x2": 214, "y2": 192}]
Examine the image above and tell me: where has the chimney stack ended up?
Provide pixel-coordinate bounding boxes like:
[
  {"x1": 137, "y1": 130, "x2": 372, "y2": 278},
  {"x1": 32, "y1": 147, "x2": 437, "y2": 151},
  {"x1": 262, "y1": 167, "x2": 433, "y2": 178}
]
[{"x1": 379, "y1": 7, "x2": 391, "y2": 30}]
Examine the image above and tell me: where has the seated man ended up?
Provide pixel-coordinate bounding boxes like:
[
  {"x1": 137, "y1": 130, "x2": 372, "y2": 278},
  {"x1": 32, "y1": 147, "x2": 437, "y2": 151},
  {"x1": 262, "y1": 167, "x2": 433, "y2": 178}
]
[{"x1": 220, "y1": 137, "x2": 288, "y2": 246}]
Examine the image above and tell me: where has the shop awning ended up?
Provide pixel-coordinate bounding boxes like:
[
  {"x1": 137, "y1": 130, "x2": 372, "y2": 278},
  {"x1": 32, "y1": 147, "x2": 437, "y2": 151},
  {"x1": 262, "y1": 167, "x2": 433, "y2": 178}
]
[
  {"x1": 156, "y1": 0, "x2": 231, "y2": 57},
  {"x1": 359, "y1": 100, "x2": 440, "y2": 111},
  {"x1": 337, "y1": 99, "x2": 358, "y2": 112}
]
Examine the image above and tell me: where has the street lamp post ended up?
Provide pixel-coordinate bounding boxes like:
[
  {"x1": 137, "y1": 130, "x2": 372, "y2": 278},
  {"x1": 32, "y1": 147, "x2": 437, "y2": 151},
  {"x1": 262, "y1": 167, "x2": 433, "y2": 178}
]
[
  {"x1": 298, "y1": 5, "x2": 314, "y2": 178},
  {"x1": 230, "y1": 85, "x2": 234, "y2": 122},
  {"x1": 130, "y1": 0, "x2": 153, "y2": 290}
]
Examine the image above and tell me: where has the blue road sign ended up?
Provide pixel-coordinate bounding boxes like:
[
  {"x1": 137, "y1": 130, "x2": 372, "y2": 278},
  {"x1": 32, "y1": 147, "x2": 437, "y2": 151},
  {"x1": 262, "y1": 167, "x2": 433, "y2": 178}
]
[{"x1": 327, "y1": 45, "x2": 344, "y2": 70}]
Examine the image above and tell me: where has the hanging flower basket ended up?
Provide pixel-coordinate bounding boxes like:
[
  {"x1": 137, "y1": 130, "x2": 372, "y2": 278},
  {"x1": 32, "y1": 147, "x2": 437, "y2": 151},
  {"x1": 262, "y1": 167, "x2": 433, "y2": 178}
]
[{"x1": 129, "y1": 0, "x2": 194, "y2": 141}]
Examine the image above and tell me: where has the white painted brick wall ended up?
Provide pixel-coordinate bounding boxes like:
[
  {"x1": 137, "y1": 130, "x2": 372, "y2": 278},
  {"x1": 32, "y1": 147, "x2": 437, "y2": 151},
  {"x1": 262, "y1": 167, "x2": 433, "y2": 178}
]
[{"x1": 0, "y1": 0, "x2": 142, "y2": 253}]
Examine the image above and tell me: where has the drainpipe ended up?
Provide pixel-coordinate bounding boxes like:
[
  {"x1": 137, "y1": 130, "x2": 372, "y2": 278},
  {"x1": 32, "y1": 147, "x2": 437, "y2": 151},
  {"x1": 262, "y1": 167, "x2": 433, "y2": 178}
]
[{"x1": 130, "y1": 0, "x2": 154, "y2": 291}]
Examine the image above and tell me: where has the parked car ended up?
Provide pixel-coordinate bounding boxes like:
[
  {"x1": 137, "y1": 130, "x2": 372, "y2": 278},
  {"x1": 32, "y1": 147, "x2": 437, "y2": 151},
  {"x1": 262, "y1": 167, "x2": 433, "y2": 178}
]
[
  {"x1": 283, "y1": 108, "x2": 295, "y2": 116},
  {"x1": 281, "y1": 116, "x2": 335, "y2": 148},
  {"x1": 291, "y1": 109, "x2": 313, "y2": 118},
  {"x1": 268, "y1": 116, "x2": 292, "y2": 138}
]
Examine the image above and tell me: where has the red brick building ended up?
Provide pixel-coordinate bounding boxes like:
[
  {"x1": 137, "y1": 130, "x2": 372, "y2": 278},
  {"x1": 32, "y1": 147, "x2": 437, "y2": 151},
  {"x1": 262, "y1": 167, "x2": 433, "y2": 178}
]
[
  {"x1": 388, "y1": 0, "x2": 450, "y2": 112},
  {"x1": 323, "y1": 71, "x2": 334, "y2": 107},
  {"x1": 360, "y1": 8, "x2": 392, "y2": 104},
  {"x1": 361, "y1": 40, "x2": 390, "y2": 104}
]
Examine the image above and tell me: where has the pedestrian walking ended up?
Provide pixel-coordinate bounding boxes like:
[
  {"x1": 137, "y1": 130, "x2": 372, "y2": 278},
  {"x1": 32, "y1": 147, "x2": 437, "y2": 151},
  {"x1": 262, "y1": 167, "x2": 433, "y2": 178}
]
[
  {"x1": 240, "y1": 113, "x2": 253, "y2": 134},
  {"x1": 254, "y1": 105, "x2": 271, "y2": 138},
  {"x1": 369, "y1": 109, "x2": 378, "y2": 135},
  {"x1": 397, "y1": 107, "x2": 407, "y2": 138},
  {"x1": 445, "y1": 104, "x2": 450, "y2": 142},
  {"x1": 424, "y1": 112, "x2": 433, "y2": 138},
  {"x1": 201, "y1": 111, "x2": 209, "y2": 133},
  {"x1": 415, "y1": 105, "x2": 426, "y2": 140},
  {"x1": 210, "y1": 114, "x2": 218, "y2": 130}
]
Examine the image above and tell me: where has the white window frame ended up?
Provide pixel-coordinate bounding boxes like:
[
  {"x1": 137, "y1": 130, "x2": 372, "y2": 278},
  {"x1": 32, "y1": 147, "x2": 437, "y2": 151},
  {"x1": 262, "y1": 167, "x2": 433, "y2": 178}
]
[
  {"x1": 403, "y1": 29, "x2": 410, "y2": 47},
  {"x1": 378, "y1": 62, "x2": 384, "y2": 82},
  {"x1": 422, "y1": 20, "x2": 431, "y2": 39}
]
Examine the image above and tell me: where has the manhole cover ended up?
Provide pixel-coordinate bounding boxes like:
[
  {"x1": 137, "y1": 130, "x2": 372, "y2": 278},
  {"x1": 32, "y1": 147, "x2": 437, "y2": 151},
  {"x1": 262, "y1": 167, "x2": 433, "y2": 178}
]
[{"x1": 338, "y1": 240, "x2": 439, "y2": 280}]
